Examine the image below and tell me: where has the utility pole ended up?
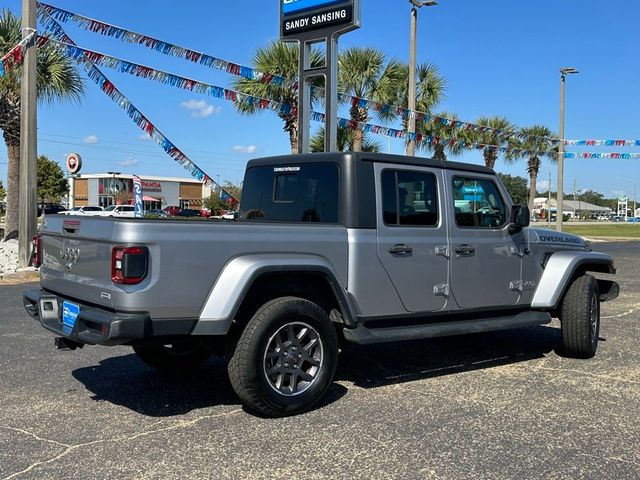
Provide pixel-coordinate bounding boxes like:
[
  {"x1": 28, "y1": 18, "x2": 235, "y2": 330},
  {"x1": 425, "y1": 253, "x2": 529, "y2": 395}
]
[
  {"x1": 572, "y1": 179, "x2": 577, "y2": 221},
  {"x1": 557, "y1": 67, "x2": 579, "y2": 232},
  {"x1": 18, "y1": 0, "x2": 37, "y2": 268},
  {"x1": 547, "y1": 163, "x2": 552, "y2": 228},
  {"x1": 406, "y1": 0, "x2": 437, "y2": 157}
]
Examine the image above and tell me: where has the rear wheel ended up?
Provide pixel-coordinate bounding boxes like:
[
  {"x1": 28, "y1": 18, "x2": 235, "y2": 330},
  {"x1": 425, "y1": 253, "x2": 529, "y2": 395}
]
[
  {"x1": 560, "y1": 275, "x2": 600, "y2": 359},
  {"x1": 228, "y1": 297, "x2": 338, "y2": 417},
  {"x1": 133, "y1": 340, "x2": 212, "y2": 372}
]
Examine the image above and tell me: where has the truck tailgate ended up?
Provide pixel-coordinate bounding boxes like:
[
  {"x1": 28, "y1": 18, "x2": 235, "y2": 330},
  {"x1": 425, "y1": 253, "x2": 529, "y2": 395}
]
[{"x1": 40, "y1": 217, "x2": 118, "y2": 309}]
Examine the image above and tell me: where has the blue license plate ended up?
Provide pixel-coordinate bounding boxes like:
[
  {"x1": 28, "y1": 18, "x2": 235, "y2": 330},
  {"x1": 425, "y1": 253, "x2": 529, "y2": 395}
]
[{"x1": 62, "y1": 301, "x2": 80, "y2": 334}]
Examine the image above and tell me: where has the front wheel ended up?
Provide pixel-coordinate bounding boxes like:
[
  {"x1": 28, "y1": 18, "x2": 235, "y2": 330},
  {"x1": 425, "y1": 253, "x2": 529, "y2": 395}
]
[
  {"x1": 228, "y1": 297, "x2": 338, "y2": 417},
  {"x1": 560, "y1": 275, "x2": 600, "y2": 359},
  {"x1": 133, "y1": 340, "x2": 213, "y2": 372}
]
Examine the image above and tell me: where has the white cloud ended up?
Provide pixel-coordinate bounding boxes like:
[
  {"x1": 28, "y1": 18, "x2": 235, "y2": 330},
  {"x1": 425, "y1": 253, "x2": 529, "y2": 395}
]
[
  {"x1": 83, "y1": 135, "x2": 99, "y2": 144},
  {"x1": 180, "y1": 99, "x2": 221, "y2": 118},
  {"x1": 118, "y1": 157, "x2": 138, "y2": 167},
  {"x1": 232, "y1": 145, "x2": 257, "y2": 154},
  {"x1": 138, "y1": 134, "x2": 153, "y2": 141},
  {"x1": 537, "y1": 179, "x2": 550, "y2": 192}
]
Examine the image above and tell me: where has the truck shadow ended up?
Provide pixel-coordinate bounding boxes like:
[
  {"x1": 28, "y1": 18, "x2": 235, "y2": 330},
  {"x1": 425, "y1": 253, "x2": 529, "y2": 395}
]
[
  {"x1": 335, "y1": 324, "x2": 561, "y2": 388},
  {"x1": 72, "y1": 355, "x2": 239, "y2": 417},
  {"x1": 72, "y1": 325, "x2": 560, "y2": 417}
]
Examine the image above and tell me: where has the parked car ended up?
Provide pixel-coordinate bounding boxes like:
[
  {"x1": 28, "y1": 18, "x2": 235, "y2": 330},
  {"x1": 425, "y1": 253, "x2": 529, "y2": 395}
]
[
  {"x1": 612, "y1": 216, "x2": 623, "y2": 222},
  {"x1": 222, "y1": 211, "x2": 239, "y2": 220},
  {"x1": 62, "y1": 206, "x2": 104, "y2": 216},
  {"x1": 163, "y1": 206, "x2": 181, "y2": 216},
  {"x1": 176, "y1": 208, "x2": 202, "y2": 217},
  {"x1": 100, "y1": 205, "x2": 135, "y2": 217},
  {"x1": 146, "y1": 209, "x2": 169, "y2": 218},
  {"x1": 38, "y1": 204, "x2": 67, "y2": 216},
  {"x1": 626, "y1": 217, "x2": 640, "y2": 223},
  {"x1": 24, "y1": 152, "x2": 619, "y2": 417}
]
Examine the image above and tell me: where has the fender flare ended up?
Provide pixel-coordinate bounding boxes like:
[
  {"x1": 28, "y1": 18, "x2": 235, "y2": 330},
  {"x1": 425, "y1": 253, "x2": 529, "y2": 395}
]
[
  {"x1": 531, "y1": 251, "x2": 615, "y2": 309},
  {"x1": 192, "y1": 254, "x2": 355, "y2": 335}
]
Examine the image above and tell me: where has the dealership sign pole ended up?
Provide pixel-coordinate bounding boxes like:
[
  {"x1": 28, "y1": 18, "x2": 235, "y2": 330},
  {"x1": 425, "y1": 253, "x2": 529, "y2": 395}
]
[{"x1": 280, "y1": 0, "x2": 361, "y2": 154}]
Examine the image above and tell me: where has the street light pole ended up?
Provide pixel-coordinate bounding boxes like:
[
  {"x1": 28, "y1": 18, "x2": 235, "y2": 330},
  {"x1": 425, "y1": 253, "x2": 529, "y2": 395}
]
[
  {"x1": 406, "y1": 0, "x2": 437, "y2": 157},
  {"x1": 557, "y1": 67, "x2": 578, "y2": 232},
  {"x1": 18, "y1": 0, "x2": 37, "y2": 268}
]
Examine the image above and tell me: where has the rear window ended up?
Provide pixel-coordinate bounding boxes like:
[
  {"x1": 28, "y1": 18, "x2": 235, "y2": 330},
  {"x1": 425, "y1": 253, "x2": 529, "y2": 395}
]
[{"x1": 241, "y1": 163, "x2": 339, "y2": 223}]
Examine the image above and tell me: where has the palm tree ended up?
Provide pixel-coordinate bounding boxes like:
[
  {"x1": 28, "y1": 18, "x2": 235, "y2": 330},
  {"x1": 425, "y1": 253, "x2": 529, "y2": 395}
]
[
  {"x1": 417, "y1": 111, "x2": 472, "y2": 161},
  {"x1": 505, "y1": 125, "x2": 557, "y2": 211},
  {"x1": 472, "y1": 116, "x2": 515, "y2": 169},
  {"x1": 338, "y1": 47, "x2": 403, "y2": 152},
  {"x1": 386, "y1": 62, "x2": 446, "y2": 132},
  {"x1": 232, "y1": 41, "x2": 322, "y2": 154},
  {"x1": 0, "y1": 9, "x2": 84, "y2": 240},
  {"x1": 310, "y1": 126, "x2": 381, "y2": 153}
]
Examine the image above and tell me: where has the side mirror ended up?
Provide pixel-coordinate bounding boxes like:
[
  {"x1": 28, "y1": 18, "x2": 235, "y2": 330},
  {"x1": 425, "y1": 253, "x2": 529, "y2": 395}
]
[{"x1": 509, "y1": 204, "x2": 530, "y2": 234}]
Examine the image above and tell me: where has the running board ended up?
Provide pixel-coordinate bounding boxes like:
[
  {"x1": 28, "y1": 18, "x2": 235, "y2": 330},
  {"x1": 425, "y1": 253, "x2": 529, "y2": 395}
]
[{"x1": 343, "y1": 311, "x2": 552, "y2": 345}]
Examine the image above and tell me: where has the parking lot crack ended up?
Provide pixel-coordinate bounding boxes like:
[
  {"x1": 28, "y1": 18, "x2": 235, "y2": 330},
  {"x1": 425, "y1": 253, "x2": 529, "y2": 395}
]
[
  {"x1": 2, "y1": 409, "x2": 242, "y2": 480},
  {"x1": 578, "y1": 452, "x2": 640, "y2": 468},
  {"x1": 532, "y1": 366, "x2": 640, "y2": 385},
  {"x1": 602, "y1": 303, "x2": 640, "y2": 319},
  {"x1": 1, "y1": 426, "x2": 70, "y2": 449}
]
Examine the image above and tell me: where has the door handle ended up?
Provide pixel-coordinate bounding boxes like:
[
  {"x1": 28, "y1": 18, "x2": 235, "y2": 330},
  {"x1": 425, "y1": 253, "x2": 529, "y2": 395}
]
[
  {"x1": 388, "y1": 244, "x2": 413, "y2": 256},
  {"x1": 455, "y1": 244, "x2": 476, "y2": 256}
]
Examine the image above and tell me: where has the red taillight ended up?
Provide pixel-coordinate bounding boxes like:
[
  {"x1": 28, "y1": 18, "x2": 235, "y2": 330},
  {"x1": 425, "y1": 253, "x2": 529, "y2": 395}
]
[
  {"x1": 111, "y1": 246, "x2": 148, "y2": 285},
  {"x1": 32, "y1": 235, "x2": 42, "y2": 267}
]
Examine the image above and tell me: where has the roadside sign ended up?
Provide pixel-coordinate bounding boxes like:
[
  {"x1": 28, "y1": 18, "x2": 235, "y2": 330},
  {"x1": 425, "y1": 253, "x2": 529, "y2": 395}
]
[
  {"x1": 280, "y1": 0, "x2": 358, "y2": 38},
  {"x1": 279, "y1": 0, "x2": 361, "y2": 154},
  {"x1": 66, "y1": 153, "x2": 82, "y2": 174},
  {"x1": 133, "y1": 175, "x2": 143, "y2": 218}
]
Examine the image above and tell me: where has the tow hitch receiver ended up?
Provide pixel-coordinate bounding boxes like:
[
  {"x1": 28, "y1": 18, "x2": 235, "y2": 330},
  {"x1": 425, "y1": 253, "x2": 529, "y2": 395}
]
[{"x1": 55, "y1": 337, "x2": 84, "y2": 351}]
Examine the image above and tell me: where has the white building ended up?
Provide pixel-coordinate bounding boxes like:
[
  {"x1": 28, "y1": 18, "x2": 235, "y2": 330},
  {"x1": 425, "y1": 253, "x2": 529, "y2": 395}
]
[
  {"x1": 68, "y1": 173, "x2": 212, "y2": 210},
  {"x1": 533, "y1": 197, "x2": 612, "y2": 218}
]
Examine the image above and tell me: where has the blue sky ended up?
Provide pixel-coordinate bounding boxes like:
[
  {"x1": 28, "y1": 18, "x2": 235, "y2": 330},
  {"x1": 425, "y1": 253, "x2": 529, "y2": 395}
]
[{"x1": 1, "y1": 0, "x2": 638, "y2": 199}]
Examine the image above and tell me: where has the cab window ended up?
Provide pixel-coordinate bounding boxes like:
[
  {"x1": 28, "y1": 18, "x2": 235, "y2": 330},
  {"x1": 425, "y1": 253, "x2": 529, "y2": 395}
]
[
  {"x1": 382, "y1": 170, "x2": 438, "y2": 227},
  {"x1": 241, "y1": 163, "x2": 339, "y2": 223},
  {"x1": 451, "y1": 177, "x2": 507, "y2": 228}
]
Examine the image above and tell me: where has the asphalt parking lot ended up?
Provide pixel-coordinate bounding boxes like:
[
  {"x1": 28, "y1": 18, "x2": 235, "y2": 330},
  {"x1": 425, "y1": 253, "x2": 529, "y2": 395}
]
[{"x1": 1, "y1": 242, "x2": 639, "y2": 479}]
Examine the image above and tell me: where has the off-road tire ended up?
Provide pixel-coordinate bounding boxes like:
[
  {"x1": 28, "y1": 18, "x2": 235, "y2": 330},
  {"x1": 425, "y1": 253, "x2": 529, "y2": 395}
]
[
  {"x1": 560, "y1": 274, "x2": 600, "y2": 359},
  {"x1": 133, "y1": 341, "x2": 212, "y2": 372},
  {"x1": 228, "y1": 297, "x2": 338, "y2": 417}
]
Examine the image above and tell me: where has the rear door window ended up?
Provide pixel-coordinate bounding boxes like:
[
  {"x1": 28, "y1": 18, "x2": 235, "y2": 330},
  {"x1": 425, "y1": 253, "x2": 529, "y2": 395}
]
[
  {"x1": 381, "y1": 170, "x2": 439, "y2": 227},
  {"x1": 241, "y1": 163, "x2": 339, "y2": 223}
]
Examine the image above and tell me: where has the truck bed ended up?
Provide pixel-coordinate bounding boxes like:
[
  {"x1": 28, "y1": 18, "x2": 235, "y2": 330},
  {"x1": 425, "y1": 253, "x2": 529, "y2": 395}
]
[{"x1": 40, "y1": 215, "x2": 348, "y2": 320}]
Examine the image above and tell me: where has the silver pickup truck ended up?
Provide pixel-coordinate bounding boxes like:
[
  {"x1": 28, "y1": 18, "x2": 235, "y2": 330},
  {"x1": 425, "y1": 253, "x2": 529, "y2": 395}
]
[{"x1": 24, "y1": 152, "x2": 619, "y2": 416}]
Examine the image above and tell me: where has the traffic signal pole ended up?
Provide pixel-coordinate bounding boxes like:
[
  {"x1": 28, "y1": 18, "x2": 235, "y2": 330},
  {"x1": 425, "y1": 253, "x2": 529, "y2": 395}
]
[{"x1": 19, "y1": 0, "x2": 37, "y2": 267}]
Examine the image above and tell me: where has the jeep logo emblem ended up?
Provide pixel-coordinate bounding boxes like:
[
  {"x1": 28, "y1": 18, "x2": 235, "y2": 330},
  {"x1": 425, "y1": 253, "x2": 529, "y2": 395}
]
[{"x1": 60, "y1": 241, "x2": 80, "y2": 265}]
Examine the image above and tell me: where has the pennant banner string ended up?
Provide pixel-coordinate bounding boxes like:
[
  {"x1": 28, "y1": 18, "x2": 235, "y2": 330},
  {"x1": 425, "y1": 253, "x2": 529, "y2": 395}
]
[
  {"x1": 564, "y1": 152, "x2": 640, "y2": 159},
  {"x1": 45, "y1": 38, "x2": 297, "y2": 118},
  {"x1": 38, "y1": 2, "x2": 297, "y2": 89},
  {"x1": 40, "y1": 12, "x2": 239, "y2": 203},
  {"x1": 0, "y1": 31, "x2": 36, "y2": 77},
  {"x1": 565, "y1": 140, "x2": 640, "y2": 147},
  {"x1": 43, "y1": 35, "x2": 553, "y2": 157},
  {"x1": 37, "y1": 2, "x2": 560, "y2": 144}
]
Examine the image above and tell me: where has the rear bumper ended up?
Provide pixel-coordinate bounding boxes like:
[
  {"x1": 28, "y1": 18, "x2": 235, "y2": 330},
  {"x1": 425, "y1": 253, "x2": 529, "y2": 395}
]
[{"x1": 23, "y1": 289, "x2": 196, "y2": 346}]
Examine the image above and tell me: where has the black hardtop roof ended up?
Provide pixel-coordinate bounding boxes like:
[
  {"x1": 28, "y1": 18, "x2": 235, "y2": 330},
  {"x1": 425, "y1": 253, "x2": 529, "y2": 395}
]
[{"x1": 246, "y1": 152, "x2": 495, "y2": 175}]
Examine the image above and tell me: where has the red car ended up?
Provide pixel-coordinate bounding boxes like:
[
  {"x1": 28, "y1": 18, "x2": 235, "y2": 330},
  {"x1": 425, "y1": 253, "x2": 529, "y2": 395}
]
[{"x1": 163, "y1": 206, "x2": 181, "y2": 216}]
